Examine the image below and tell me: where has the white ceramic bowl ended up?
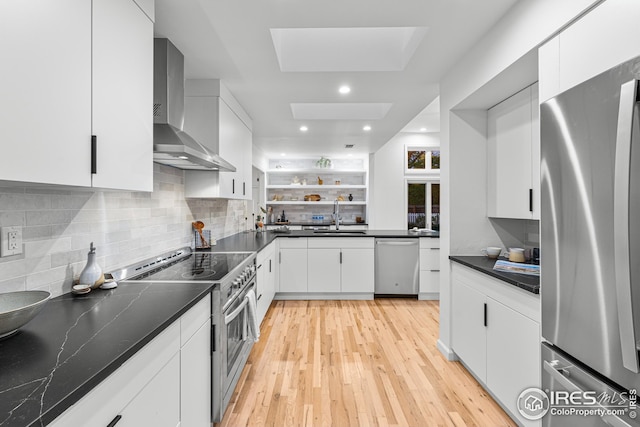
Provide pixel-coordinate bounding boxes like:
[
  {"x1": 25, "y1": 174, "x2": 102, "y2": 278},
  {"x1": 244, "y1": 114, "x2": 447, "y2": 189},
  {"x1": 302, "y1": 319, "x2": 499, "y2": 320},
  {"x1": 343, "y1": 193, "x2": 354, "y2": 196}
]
[{"x1": 0, "y1": 291, "x2": 50, "y2": 339}]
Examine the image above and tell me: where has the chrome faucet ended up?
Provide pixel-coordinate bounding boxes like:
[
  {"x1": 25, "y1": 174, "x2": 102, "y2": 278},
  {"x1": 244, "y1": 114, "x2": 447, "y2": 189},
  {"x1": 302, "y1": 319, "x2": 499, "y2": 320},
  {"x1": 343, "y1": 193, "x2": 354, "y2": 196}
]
[{"x1": 333, "y1": 199, "x2": 340, "y2": 230}]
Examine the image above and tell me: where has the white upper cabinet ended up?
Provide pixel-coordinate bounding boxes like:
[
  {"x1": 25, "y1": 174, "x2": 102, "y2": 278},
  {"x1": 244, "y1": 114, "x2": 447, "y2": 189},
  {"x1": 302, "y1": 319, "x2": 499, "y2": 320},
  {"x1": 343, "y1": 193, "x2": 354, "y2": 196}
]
[
  {"x1": 92, "y1": 0, "x2": 153, "y2": 191},
  {"x1": 184, "y1": 80, "x2": 253, "y2": 200},
  {"x1": 487, "y1": 83, "x2": 540, "y2": 220},
  {"x1": 0, "y1": 0, "x2": 92, "y2": 187},
  {"x1": 539, "y1": 0, "x2": 640, "y2": 102},
  {"x1": 0, "y1": 0, "x2": 153, "y2": 191}
]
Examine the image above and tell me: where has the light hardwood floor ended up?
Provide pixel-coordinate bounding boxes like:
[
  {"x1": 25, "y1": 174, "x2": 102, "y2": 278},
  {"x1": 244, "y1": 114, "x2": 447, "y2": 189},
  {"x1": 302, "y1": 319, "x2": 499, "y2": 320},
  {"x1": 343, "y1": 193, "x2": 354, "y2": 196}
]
[{"x1": 219, "y1": 299, "x2": 516, "y2": 427}]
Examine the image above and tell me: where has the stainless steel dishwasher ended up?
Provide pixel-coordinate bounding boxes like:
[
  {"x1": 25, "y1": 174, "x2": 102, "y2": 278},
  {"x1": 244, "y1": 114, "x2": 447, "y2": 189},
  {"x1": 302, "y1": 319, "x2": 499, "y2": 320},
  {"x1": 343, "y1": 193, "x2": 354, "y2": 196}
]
[{"x1": 374, "y1": 238, "x2": 419, "y2": 295}]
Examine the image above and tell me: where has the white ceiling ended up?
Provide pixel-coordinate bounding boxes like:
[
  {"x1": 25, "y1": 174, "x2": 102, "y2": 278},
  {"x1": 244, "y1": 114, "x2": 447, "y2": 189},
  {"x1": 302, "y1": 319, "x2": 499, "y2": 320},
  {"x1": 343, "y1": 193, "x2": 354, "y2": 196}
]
[{"x1": 154, "y1": 0, "x2": 520, "y2": 158}]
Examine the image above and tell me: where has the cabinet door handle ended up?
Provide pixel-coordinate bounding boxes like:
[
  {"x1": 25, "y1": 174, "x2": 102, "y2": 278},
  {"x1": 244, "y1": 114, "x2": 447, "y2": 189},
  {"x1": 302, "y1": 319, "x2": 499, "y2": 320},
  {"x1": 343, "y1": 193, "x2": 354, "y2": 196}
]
[
  {"x1": 243, "y1": 182, "x2": 246, "y2": 196},
  {"x1": 279, "y1": 252, "x2": 281, "y2": 264},
  {"x1": 211, "y1": 324, "x2": 216, "y2": 353},
  {"x1": 232, "y1": 178, "x2": 235, "y2": 194},
  {"x1": 257, "y1": 263, "x2": 263, "y2": 269},
  {"x1": 483, "y1": 303, "x2": 488, "y2": 327},
  {"x1": 529, "y1": 188, "x2": 533, "y2": 212},
  {"x1": 107, "y1": 415, "x2": 122, "y2": 427},
  {"x1": 257, "y1": 294, "x2": 263, "y2": 301},
  {"x1": 91, "y1": 135, "x2": 97, "y2": 174},
  {"x1": 269, "y1": 259, "x2": 272, "y2": 273},
  {"x1": 340, "y1": 251, "x2": 343, "y2": 264}
]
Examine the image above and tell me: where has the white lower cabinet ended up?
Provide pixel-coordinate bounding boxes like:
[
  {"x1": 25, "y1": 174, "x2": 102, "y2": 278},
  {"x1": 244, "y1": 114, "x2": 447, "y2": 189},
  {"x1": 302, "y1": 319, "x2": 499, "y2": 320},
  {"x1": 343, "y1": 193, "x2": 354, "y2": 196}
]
[
  {"x1": 308, "y1": 248, "x2": 341, "y2": 292},
  {"x1": 419, "y1": 238, "x2": 440, "y2": 299},
  {"x1": 256, "y1": 241, "x2": 276, "y2": 324},
  {"x1": 451, "y1": 279, "x2": 487, "y2": 380},
  {"x1": 278, "y1": 238, "x2": 309, "y2": 293},
  {"x1": 451, "y1": 264, "x2": 540, "y2": 427},
  {"x1": 341, "y1": 248, "x2": 374, "y2": 293},
  {"x1": 180, "y1": 296, "x2": 212, "y2": 427},
  {"x1": 276, "y1": 237, "x2": 374, "y2": 298},
  {"x1": 50, "y1": 294, "x2": 211, "y2": 427},
  {"x1": 119, "y1": 353, "x2": 181, "y2": 427}
]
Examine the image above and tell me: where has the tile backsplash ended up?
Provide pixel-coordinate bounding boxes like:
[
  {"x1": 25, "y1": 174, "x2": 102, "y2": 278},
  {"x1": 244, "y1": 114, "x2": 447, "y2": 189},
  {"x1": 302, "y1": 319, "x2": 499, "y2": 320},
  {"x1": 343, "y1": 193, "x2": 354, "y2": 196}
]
[{"x1": 0, "y1": 164, "x2": 249, "y2": 297}]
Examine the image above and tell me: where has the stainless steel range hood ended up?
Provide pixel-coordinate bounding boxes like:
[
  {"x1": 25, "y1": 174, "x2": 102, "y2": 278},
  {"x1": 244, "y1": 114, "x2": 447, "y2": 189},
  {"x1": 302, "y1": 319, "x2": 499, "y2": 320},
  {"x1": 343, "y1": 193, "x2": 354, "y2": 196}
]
[{"x1": 153, "y1": 39, "x2": 235, "y2": 172}]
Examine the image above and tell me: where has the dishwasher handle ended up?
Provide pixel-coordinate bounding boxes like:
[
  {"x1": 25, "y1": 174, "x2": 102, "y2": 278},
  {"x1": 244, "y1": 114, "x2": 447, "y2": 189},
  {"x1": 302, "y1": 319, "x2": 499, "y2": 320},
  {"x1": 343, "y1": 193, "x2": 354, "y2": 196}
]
[{"x1": 376, "y1": 241, "x2": 418, "y2": 246}]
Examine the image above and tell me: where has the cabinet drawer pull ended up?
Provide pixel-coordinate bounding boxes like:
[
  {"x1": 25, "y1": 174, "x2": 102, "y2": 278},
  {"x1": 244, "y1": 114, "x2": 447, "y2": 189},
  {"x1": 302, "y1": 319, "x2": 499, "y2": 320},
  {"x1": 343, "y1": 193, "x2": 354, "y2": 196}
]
[
  {"x1": 257, "y1": 294, "x2": 263, "y2": 301},
  {"x1": 529, "y1": 188, "x2": 533, "y2": 212},
  {"x1": 107, "y1": 415, "x2": 122, "y2": 427},
  {"x1": 430, "y1": 269, "x2": 440, "y2": 272},
  {"x1": 91, "y1": 135, "x2": 97, "y2": 174},
  {"x1": 483, "y1": 303, "x2": 488, "y2": 327},
  {"x1": 243, "y1": 182, "x2": 246, "y2": 196}
]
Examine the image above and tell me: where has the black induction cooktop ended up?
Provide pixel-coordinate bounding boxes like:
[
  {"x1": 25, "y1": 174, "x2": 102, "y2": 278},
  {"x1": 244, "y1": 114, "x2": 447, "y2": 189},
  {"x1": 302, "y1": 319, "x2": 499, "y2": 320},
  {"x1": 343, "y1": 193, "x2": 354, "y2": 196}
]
[{"x1": 132, "y1": 252, "x2": 252, "y2": 282}]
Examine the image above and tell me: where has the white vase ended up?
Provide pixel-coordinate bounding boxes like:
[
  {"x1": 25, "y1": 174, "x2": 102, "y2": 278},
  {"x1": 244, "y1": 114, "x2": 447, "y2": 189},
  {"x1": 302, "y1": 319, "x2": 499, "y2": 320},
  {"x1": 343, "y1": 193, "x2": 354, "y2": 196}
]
[{"x1": 79, "y1": 243, "x2": 102, "y2": 288}]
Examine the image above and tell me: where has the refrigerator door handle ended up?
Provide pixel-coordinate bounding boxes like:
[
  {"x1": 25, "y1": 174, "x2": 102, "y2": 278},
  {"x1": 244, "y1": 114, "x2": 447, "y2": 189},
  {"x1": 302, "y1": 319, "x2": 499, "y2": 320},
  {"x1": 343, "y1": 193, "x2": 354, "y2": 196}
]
[
  {"x1": 543, "y1": 361, "x2": 630, "y2": 427},
  {"x1": 614, "y1": 79, "x2": 640, "y2": 373}
]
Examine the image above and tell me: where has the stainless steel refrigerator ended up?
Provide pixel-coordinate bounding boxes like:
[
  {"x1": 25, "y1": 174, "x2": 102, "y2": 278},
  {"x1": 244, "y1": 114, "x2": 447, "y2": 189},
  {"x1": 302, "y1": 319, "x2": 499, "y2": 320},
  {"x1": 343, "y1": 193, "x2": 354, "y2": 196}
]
[{"x1": 541, "y1": 56, "x2": 640, "y2": 426}]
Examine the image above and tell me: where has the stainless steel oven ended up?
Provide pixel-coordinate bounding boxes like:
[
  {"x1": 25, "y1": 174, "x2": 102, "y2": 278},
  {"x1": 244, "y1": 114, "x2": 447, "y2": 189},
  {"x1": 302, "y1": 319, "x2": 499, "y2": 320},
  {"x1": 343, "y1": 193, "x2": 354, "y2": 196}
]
[
  {"x1": 119, "y1": 247, "x2": 257, "y2": 424},
  {"x1": 215, "y1": 274, "x2": 256, "y2": 420}
]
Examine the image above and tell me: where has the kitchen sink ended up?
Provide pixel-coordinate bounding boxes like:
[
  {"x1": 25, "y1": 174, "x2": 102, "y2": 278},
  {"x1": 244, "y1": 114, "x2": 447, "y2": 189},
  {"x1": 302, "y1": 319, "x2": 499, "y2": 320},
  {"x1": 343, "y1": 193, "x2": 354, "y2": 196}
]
[{"x1": 312, "y1": 230, "x2": 367, "y2": 235}]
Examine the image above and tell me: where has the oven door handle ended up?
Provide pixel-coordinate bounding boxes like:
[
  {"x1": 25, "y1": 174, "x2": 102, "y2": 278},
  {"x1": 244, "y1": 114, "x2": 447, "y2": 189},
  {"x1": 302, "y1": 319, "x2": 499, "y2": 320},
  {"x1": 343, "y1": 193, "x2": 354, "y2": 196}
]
[{"x1": 224, "y1": 296, "x2": 249, "y2": 325}]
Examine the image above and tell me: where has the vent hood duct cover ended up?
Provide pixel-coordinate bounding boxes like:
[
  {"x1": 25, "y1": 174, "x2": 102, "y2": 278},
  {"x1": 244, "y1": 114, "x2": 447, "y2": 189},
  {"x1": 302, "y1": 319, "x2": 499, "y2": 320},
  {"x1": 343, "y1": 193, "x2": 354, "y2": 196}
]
[{"x1": 153, "y1": 38, "x2": 235, "y2": 172}]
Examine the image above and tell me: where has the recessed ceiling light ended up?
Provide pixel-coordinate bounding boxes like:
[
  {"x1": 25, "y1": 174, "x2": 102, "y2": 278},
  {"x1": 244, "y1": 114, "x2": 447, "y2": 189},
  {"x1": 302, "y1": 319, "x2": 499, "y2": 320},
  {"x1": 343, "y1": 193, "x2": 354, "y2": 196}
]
[
  {"x1": 339, "y1": 85, "x2": 351, "y2": 94},
  {"x1": 363, "y1": 125, "x2": 371, "y2": 131},
  {"x1": 280, "y1": 153, "x2": 286, "y2": 156},
  {"x1": 300, "y1": 125, "x2": 308, "y2": 132},
  {"x1": 178, "y1": 156, "x2": 188, "y2": 160},
  {"x1": 420, "y1": 127, "x2": 427, "y2": 132}
]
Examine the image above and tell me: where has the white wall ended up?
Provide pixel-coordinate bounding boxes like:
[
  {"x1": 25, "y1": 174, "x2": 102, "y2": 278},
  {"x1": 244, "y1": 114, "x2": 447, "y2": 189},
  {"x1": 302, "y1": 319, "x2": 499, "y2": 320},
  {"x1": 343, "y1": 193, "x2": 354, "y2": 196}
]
[
  {"x1": 438, "y1": 0, "x2": 601, "y2": 359},
  {"x1": 370, "y1": 132, "x2": 440, "y2": 230}
]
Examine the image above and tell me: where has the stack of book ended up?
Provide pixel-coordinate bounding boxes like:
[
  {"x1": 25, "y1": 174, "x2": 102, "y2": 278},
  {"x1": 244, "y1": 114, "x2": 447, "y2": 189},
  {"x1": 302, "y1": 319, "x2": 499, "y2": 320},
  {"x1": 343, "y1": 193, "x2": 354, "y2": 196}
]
[{"x1": 493, "y1": 260, "x2": 540, "y2": 276}]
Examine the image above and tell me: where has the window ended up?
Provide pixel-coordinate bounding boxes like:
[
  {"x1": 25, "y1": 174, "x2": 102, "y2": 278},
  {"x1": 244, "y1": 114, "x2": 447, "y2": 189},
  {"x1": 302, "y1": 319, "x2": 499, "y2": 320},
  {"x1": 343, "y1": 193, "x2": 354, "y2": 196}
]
[
  {"x1": 405, "y1": 145, "x2": 440, "y2": 174},
  {"x1": 406, "y1": 180, "x2": 440, "y2": 231}
]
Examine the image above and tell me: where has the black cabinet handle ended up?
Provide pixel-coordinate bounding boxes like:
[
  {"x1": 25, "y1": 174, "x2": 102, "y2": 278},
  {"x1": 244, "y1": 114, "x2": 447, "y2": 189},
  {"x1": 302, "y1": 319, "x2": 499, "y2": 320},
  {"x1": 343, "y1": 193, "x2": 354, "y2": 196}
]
[
  {"x1": 91, "y1": 135, "x2": 97, "y2": 174},
  {"x1": 257, "y1": 294, "x2": 263, "y2": 301},
  {"x1": 232, "y1": 179, "x2": 235, "y2": 194},
  {"x1": 243, "y1": 182, "x2": 246, "y2": 196},
  {"x1": 484, "y1": 303, "x2": 488, "y2": 327},
  {"x1": 269, "y1": 259, "x2": 272, "y2": 273},
  {"x1": 257, "y1": 263, "x2": 263, "y2": 269},
  {"x1": 529, "y1": 188, "x2": 533, "y2": 212},
  {"x1": 107, "y1": 415, "x2": 122, "y2": 427},
  {"x1": 340, "y1": 251, "x2": 343, "y2": 264},
  {"x1": 211, "y1": 324, "x2": 216, "y2": 353}
]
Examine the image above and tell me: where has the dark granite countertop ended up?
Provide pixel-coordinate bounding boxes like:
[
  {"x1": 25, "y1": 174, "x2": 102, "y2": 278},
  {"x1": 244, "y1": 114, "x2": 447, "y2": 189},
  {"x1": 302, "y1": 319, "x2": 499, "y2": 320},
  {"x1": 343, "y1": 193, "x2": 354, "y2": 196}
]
[
  {"x1": 0, "y1": 282, "x2": 212, "y2": 426},
  {"x1": 210, "y1": 230, "x2": 439, "y2": 254},
  {"x1": 449, "y1": 256, "x2": 540, "y2": 294},
  {"x1": 265, "y1": 222, "x2": 369, "y2": 227}
]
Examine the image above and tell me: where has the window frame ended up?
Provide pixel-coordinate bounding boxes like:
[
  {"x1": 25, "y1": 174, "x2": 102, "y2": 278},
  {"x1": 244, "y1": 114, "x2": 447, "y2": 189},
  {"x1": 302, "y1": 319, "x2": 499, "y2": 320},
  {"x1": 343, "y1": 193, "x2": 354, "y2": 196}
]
[
  {"x1": 404, "y1": 144, "x2": 440, "y2": 175},
  {"x1": 405, "y1": 177, "x2": 440, "y2": 230}
]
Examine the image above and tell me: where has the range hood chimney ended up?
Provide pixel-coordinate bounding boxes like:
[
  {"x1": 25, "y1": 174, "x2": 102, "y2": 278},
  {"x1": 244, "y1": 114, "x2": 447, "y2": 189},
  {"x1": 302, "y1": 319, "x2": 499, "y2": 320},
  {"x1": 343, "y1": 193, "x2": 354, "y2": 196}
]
[{"x1": 153, "y1": 39, "x2": 235, "y2": 172}]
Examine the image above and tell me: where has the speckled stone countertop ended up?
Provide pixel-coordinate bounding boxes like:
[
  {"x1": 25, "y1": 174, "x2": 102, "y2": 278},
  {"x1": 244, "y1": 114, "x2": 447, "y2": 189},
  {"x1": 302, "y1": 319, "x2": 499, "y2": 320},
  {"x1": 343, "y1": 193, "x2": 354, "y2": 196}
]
[
  {"x1": 0, "y1": 282, "x2": 211, "y2": 426},
  {"x1": 449, "y1": 256, "x2": 540, "y2": 294}
]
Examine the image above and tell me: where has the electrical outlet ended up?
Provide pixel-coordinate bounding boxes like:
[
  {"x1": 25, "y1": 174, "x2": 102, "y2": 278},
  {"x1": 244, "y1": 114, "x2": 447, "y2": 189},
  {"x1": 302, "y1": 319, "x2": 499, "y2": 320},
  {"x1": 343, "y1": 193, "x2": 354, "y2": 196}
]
[{"x1": 1, "y1": 226, "x2": 23, "y2": 257}]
